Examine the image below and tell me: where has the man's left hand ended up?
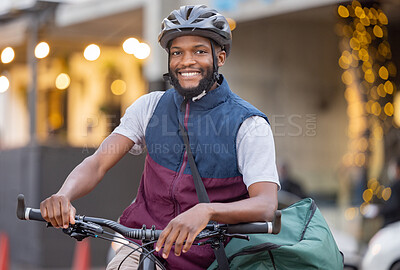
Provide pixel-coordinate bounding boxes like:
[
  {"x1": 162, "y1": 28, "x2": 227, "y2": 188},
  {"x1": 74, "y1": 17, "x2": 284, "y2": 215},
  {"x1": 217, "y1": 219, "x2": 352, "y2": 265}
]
[{"x1": 155, "y1": 203, "x2": 212, "y2": 259}]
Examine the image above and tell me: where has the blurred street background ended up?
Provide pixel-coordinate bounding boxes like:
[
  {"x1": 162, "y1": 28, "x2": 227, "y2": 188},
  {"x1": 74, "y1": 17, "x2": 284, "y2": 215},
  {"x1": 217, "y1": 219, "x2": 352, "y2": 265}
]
[{"x1": 1, "y1": 0, "x2": 400, "y2": 269}]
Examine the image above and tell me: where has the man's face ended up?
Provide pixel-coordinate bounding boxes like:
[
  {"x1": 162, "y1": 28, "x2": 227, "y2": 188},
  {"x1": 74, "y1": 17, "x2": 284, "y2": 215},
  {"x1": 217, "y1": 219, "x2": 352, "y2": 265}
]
[{"x1": 169, "y1": 35, "x2": 226, "y2": 98}]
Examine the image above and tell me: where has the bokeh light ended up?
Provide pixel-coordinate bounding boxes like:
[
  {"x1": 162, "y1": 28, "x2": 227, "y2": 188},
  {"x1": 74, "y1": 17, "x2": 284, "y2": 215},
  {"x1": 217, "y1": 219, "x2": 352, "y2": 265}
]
[
  {"x1": 55, "y1": 73, "x2": 71, "y2": 90},
  {"x1": 373, "y1": 25, "x2": 383, "y2": 38},
  {"x1": 378, "y1": 12, "x2": 388, "y2": 25},
  {"x1": 342, "y1": 71, "x2": 354, "y2": 85},
  {"x1": 123, "y1": 38, "x2": 139, "y2": 55},
  {"x1": 110, "y1": 79, "x2": 127, "y2": 95},
  {"x1": 338, "y1": 5, "x2": 350, "y2": 18},
  {"x1": 382, "y1": 187, "x2": 391, "y2": 201},
  {"x1": 35, "y1": 42, "x2": 50, "y2": 59},
  {"x1": 384, "y1": 102, "x2": 394, "y2": 116},
  {"x1": 394, "y1": 92, "x2": 400, "y2": 127},
  {"x1": 364, "y1": 69, "x2": 375, "y2": 83},
  {"x1": 84, "y1": 44, "x2": 101, "y2": 61},
  {"x1": 368, "y1": 178, "x2": 379, "y2": 191},
  {"x1": 384, "y1": 81, "x2": 393, "y2": 94},
  {"x1": 134, "y1": 43, "x2": 151, "y2": 60},
  {"x1": 1, "y1": 47, "x2": 15, "y2": 64},
  {"x1": 362, "y1": 189, "x2": 373, "y2": 202},
  {"x1": 378, "y1": 66, "x2": 389, "y2": 80},
  {"x1": 0, "y1": 75, "x2": 10, "y2": 93},
  {"x1": 377, "y1": 84, "x2": 386, "y2": 97},
  {"x1": 344, "y1": 207, "x2": 358, "y2": 221},
  {"x1": 387, "y1": 62, "x2": 397, "y2": 76},
  {"x1": 371, "y1": 102, "x2": 382, "y2": 116}
]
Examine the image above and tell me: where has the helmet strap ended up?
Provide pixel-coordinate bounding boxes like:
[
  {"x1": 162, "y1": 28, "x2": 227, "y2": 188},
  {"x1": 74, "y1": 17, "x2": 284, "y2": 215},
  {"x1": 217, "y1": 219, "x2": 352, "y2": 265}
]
[
  {"x1": 163, "y1": 48, "x2": 172, "y2": 84},
  {"x1": 210, "y1": 41, "x2": 220, "y2": 84}
]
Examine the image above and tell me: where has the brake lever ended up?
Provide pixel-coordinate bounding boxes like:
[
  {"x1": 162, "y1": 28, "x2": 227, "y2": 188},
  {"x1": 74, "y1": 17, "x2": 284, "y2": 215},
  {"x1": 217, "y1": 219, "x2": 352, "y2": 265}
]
[
  {"x1": 62, "y1": 220, "x2": 104, "y2": 241},
  {"x1": 196, "y1": 230, "x2": 221, "y2": 240},
  {"x1": 224, "y1": 233, "x2": 250, "y2": 241}
]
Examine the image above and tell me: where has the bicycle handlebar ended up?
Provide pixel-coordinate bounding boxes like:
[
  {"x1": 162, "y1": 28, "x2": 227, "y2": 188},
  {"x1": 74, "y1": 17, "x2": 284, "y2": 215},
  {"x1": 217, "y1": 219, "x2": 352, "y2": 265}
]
[{"x1": 17, "y1": 194, "x2": 281, "y2": 242}]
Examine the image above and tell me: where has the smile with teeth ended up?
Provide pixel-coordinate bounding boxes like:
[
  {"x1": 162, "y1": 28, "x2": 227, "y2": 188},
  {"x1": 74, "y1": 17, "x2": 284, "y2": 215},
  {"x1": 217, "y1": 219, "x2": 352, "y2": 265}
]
[{"x1": 180, "y1": 71, "x2": 201, "y2": 77}]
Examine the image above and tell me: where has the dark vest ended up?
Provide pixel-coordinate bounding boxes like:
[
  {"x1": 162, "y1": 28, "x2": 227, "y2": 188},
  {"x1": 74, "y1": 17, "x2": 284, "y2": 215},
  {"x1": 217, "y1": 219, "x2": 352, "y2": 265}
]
[{"x1": 120, "y1": 77, "x2": 268, "y2": 269}]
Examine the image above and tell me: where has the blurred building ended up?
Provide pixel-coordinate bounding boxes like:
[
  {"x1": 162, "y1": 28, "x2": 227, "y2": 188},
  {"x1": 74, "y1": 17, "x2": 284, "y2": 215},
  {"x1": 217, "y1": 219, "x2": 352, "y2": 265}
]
[{"x1": 0, "y1": 0, "x2": 400, "y2": 268}]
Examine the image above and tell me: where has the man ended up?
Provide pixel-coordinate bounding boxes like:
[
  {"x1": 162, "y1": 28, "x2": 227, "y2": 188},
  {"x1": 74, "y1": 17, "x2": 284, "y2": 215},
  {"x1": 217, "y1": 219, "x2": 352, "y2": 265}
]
[{"x1": 40, "y1": 5, "x2": 280, "y2": 269}]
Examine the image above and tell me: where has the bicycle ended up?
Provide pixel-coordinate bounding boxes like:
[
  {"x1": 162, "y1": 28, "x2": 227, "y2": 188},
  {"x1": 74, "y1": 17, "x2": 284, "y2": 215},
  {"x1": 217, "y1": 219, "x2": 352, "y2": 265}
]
[{"x1": 16, "y1": 194, "x2": 281, "y2": 270}]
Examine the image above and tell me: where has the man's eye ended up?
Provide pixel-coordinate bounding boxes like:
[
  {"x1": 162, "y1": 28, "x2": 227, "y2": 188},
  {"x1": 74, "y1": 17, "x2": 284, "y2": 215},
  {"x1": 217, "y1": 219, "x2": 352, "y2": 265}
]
[
  {"x1": 196, "y1": 50, "x2": 206, "y2": 54},
  {"x1": 171, "y1": 51, "x2": 181, "y2": 56}
]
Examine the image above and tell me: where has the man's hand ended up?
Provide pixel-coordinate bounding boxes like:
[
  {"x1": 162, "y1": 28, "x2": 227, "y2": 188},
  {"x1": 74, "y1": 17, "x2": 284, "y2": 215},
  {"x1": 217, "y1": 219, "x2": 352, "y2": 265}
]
[
  {"x1": 40, "y1": 194, "x2": 76, "y2": 228},
  {"x1": 155, "y1": 203, "x2": 212, "y2": 259}
]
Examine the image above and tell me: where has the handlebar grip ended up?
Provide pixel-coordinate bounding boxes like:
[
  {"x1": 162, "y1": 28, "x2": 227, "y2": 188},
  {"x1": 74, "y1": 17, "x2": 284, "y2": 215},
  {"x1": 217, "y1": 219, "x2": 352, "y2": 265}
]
[
  {"x1": 17, "y1": 194, "x2": 46, "y2": 222},
  {"x1": 225, "y1": 210, "x2": 281, "y2": 235}
]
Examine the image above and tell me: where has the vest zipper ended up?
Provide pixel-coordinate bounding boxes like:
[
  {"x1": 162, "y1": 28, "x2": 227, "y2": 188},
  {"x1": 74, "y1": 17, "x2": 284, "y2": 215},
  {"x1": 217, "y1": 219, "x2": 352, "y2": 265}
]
[{"x1": 172, "y1": 101, "x2": 190, "y2": 216}]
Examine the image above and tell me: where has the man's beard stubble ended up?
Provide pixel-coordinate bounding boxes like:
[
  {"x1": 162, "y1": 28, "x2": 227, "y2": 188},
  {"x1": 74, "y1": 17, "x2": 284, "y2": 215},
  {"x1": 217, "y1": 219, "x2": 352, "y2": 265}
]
[{"x1": 170, "y1": 67, "x2": 215, "y2": 99}]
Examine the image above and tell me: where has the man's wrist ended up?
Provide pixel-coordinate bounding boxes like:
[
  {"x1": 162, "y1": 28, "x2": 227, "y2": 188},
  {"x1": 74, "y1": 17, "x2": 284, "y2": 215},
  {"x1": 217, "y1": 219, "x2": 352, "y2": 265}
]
[
  {"x1": 198, "y1": 203, "x2": 216, "y2": 221},
  {"x1": 55, "y1": 190, "x2": 73, "y2": 201}
]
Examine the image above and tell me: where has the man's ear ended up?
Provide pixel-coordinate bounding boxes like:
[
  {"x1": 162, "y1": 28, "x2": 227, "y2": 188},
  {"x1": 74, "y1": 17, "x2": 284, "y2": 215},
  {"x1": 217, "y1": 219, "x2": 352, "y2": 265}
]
[{"x1": 217, "y1": 50, "x2": 226, "y2": 67}]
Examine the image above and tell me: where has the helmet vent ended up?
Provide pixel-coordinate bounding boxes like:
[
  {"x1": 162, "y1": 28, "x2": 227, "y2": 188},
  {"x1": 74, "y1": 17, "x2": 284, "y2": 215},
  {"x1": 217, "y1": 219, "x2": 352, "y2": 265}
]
[
  {"x1": 199, "y1": 12, "x2": 216, "y2": 19},
  {"x1": 186, "y1": 7, "x2": 193, "y2": 19},
  {"x1": 167, "y1": 13, "x2": 176, "y2": 21},
  {"x1": 192, "y1": 18, "x2": 203, "y2": 24},
  {"x1": 214, "y1": 21, "x2": 225, "y2": 30}
]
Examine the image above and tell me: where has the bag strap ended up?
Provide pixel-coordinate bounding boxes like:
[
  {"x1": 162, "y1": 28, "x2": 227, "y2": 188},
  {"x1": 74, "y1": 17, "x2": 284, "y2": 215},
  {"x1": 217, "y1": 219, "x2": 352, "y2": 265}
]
[
  {"x1": 179, "y1": 122, "x2": 210, "y2": 203},
  {"x1": 178, "y1": 122, "x2": 230, "y2": 270}
]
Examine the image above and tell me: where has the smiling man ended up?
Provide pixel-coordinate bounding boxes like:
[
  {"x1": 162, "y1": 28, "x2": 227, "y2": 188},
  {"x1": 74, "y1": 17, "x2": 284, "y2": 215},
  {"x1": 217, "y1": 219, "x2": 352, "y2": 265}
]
[
  {"x1": 168, "y1": 35, "x2": 223, "y2": 99},
  {"x1": 40, "y1": 5, "x2": 280, "y2": 270}
]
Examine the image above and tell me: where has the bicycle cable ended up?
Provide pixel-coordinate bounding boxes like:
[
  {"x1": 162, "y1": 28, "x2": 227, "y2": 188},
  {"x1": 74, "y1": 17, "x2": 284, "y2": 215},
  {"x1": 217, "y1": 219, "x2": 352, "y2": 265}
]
[
  {"x1": 91, "y1": 230, "x2": 162, "y2": 270},
  {"x1": 114, "y1": 239, "x2": 165, "y2": 270},
  {"x1": 137, "y1": 247, "x2": 161, "y2": 270}
]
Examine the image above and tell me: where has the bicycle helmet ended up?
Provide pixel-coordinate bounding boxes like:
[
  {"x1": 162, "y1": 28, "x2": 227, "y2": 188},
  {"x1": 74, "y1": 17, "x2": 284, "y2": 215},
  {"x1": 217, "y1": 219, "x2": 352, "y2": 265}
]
[{"x1": 158, "y1": 5, "x2": 232, "y2": 56}]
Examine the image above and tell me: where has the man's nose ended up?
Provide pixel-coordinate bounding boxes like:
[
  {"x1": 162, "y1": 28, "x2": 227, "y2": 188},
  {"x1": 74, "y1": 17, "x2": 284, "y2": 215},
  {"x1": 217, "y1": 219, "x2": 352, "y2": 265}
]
[{"x1": 180, "y1": 53, "x2": 196, "y2": 66}]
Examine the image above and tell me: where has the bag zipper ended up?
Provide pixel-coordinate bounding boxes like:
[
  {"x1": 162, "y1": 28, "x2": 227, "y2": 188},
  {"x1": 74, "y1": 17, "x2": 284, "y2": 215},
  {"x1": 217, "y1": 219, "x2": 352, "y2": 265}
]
[{"x1": 300, "y1": 200, "x2": 317, "y2": 241}]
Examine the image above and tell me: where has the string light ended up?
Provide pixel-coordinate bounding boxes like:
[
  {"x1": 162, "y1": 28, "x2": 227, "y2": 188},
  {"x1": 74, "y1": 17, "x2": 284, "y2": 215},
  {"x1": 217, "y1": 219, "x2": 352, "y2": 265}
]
[{"x1": 337, "y1": 1, "x2": 399, "y2": 211}]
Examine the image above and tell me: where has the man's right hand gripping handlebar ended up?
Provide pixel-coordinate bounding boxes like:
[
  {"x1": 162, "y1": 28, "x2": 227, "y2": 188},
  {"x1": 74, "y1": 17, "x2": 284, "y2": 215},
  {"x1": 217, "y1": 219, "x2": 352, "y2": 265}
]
[{"x1": 39, "y1": 193, "x2": 76, "y2": 229}]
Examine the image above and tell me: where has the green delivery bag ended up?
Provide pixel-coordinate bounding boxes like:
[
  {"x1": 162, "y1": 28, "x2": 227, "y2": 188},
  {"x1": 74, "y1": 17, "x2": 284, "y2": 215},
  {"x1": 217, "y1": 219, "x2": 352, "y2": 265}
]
[{"x1": 207, "y1": 198, "x2": 344, "y2": 270}]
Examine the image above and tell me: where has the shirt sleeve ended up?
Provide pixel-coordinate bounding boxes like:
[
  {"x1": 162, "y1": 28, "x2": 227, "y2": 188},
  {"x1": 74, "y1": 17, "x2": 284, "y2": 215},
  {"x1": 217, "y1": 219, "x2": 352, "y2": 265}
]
[
  {"x1": 112, "y1": 91, "x2": 164, "y2": 155},
  {"x1": 236, "y1": 116, "x2": 280, "y2": 189}
]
